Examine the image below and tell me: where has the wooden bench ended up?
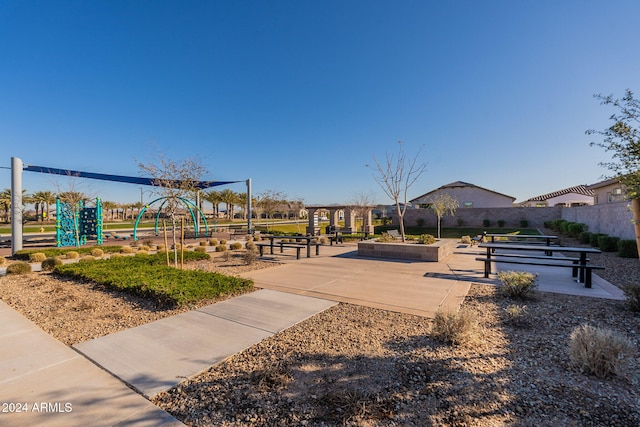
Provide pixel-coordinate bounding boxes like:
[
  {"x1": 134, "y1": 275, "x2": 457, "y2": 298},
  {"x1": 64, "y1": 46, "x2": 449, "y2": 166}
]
[{"x1": 475, "y1": 256, "x2": 604, "y2": 288}]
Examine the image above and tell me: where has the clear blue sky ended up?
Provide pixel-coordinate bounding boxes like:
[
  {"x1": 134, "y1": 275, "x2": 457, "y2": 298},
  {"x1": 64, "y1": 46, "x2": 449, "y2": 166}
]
[{"x1": 2, "y1": 0, "x2": 639, "y2": 206}]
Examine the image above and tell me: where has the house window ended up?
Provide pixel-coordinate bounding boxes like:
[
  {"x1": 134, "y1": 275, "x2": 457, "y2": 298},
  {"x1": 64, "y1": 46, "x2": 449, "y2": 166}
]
[
  {"x1": 535, "y1": 202, "x2": 547, "y2": 208},
  {"x1": 463, "y1": 201, "x2": 473, "y2": 208}
]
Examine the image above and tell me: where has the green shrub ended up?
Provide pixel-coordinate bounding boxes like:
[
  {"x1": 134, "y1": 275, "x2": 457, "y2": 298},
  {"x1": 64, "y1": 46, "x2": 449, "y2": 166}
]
[
  {"x1": 590, "y1": 233, "x2": 607, "y2": 247},
  {"x1": 618, "y1": 240, "x2": 639, "y2": 258},
  {"x1": 497, "y1": 219, "x2": 505, "y2": 228},
  {"x1": 431, "y1": 308, "x2": 480, "y2": 346},
  {"x1": 569, "y1": 324, "x2": 635, "y2": 379},
  {"x1": 29, "y1": 252, "x2": 47, "y2": 262},
  {"x1": 230, "y1": 242, "x2": 243, "y2": 250},
  {"x1": 216, "y1": 244, "x2": 227, "y2": 252},
  {"x1": 457, "y1": 218, "x2": 464, "y2": 227},
  {"x1": 416, "y1": 218, "x2": 425, "y2": 227},
  {"x1": 578, "y1": 231, "x2": 592, "y2": 245},
  {"x1": 622, "y1": 285, "x2": 640, "y2": 312},
  {"x1": 482, "y1": 219, "x2": 490, "y2": 227},
  {"x1": 567, "y1": 222, "x2": 587, "y2": 238},
  {"x1": 598, "y1": 235, "x2": 620, "y2": 252},
  {"x1": 520, "y1": 219, "x2": 528, "y2": 228},
  {"x1": 417, "y1": 234, "x2": 436, "y2": 244},
  {"x1": 65, "y1": 251, "x2": 80, "y2": 259},
  {"x1": 6, "y1": 262, "x2": 32, "y2": 274},
  {"x1": 90, "y1": 248, "x2": 104, "y2": 258},
  {"x1": 496, "y1": 270, "x2": 538, "y2": 299},
  {"x1": 41, "y1": 257, "x2": 63, "y2": 271}
]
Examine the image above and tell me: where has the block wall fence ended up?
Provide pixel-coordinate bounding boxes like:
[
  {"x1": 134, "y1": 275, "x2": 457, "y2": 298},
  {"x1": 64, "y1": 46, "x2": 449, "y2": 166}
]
[{"x1": 391, "y1": 201, "x2": 635, "y2": 240}]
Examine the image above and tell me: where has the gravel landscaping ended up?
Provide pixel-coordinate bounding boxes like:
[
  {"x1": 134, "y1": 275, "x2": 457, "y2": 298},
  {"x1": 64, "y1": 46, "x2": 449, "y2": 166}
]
[{"x1": 1, "y1": 241, "x2": 639, "y2": 426}]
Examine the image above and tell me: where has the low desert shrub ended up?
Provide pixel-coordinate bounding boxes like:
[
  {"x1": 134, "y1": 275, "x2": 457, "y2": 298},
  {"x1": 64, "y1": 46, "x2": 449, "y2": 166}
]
[
  {"x1": 618, "y1": 240, "x2": 639, "y2": 258},
  {"x1": 90, "y1": 248, "x2": 104, "y2": 258},
  {"x1": 497, "y1": 270, "x2": 538, "y2": 299},
  {"x1": 79, "y1": 255, "x2": 97, "y2": 262},
  {"x1": 29, "y1": 252, "x2": 47, "y2": 262},
  {"x1": 216, "y1": 244, "x2": 227, "y2": 252},
  {"x1": 209, "y1": 238, "x2": 219, "y2": 246},
  {"x1": 6, "y1": 262, "x2": 32, "y2": 274},
  {"x1": 378, "y1": 232, "x2": 395, "y2": 243},
  {"x1": 199, "y1": 240, "x2": 208, "y2": 246},
  {"x1": 503, "y1": 304, "x2": 530, "y2": 326},
  {"x1": 120, "y1": 246, "x2": 134, "y2": 254},
  {"x1": 460, "y1": 235, "x2": 472, "y2": 244},
  {"x1": 244, "y1": 248, "x2": 258, "y2": 265},
  {"x1": 598, "y1": 235, "x2": 620, "y2": 252},
  {"x1": 417, "y1": 234, "x2": 436, "y2": 244},
  {"x1": 41, "y1": 257, "x2": 63, "y2": 271},
  {"x1": 65, "y1": 251, "x2": 80, "y2": 259},
  {"x1": 194, "y1": 246, "x2": 207, "y2": 253},
  {"x1": 221, "y1": 250, "x2": 232, "y2": 262},
  {"x1": 0, "y1": 256, "x2": 6, "y2": 266},
  {"x1": 578, "y1": 231, "x2": 592, "y2": 245},
  {"x1": 245, "y1": 241, "x2": 256, "y2": 250},
  {"x1": 622, "y1": 285, "x2": 640, "y2": 312},
  {"x1": 319, "y1": 237, "x2": 329, "y2": 244},
  {"x1": 431, "y1": 308, "x2": 480, "y2": 346},
  {"x1": 219, "y1": 239, "x2": 228, "y2": 245},
  {"x1": 568, "y1": 324, "x2": 635, "y2": 379},
  {"x1": 590, "y1": 233, "x2": 606, "y2": 247},
  {"x1": 230, "y1": 242, "x2": 243, "y2": 250}
]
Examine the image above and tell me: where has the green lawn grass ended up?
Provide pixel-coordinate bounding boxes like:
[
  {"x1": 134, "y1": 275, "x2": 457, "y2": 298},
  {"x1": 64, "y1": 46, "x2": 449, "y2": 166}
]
[{"x1": 54, "y1": 251, "x2": 253, "y2": 307}]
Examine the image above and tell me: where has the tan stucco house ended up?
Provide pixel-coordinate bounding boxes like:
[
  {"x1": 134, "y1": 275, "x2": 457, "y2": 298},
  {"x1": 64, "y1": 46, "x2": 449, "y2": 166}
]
[
  {"x1": 410, "y1": 181, "x2": 516, "y2": 208},
  {"x1": 587, "y1": 178, "x2": 628, "y2": 204}
]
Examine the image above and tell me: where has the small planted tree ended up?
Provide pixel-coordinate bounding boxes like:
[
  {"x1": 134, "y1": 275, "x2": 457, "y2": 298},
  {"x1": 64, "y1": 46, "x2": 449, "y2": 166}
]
[
  {"x1": 138, "y1": 154, "x2": 207, "y2": 267},
  {"x1": 368, "y1": 141, "x2": 427, "y2": 242},
  {"x1": 428, "y1": 193, "x2": 458, "y2": 239},
  {"x1": 587, "y1": 89, "x2": 640, "y2": 262}
]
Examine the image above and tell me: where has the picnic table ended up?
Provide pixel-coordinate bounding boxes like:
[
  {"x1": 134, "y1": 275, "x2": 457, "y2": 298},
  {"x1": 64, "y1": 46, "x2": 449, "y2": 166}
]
[
  {"x1": 477, "y1": 242, "x2": 603, "y2": 288},
  {"x1": 259, "y1": 235, "x2": 320, "y2": 258},
  {"x1": 486, "y1": 234, "x2": 558, "y2": 245}
]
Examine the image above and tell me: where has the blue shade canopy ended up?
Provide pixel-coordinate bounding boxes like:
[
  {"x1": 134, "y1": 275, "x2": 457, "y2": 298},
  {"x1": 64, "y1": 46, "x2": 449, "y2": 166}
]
[{"x1": 23, "y1": 165, "x2": 240, "y2": 189}]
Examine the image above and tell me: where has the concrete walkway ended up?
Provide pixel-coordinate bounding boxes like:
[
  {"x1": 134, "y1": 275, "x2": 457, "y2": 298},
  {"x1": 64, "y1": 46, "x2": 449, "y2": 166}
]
[{"x1": 1, "y1": 241, "x2": 624, "y2": 426}]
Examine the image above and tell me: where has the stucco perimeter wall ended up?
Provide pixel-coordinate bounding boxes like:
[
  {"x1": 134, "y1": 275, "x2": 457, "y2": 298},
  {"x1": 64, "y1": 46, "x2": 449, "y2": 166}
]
[
  {"x1": 392, "y1": 203, "x2": 636, "y2": 240},
  {"x1": 561, "y1": 201, "x2": 635, "y2": 240},
  {"x1": 395, "y1": 206, "x2": 562, "y2": 229}
]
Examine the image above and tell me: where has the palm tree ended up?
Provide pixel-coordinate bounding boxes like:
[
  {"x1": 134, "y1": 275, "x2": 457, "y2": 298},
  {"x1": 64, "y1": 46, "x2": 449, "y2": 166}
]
[
  {"x1": 41, "y1": 191, "x2": 56, "y2": 223},
  {"x1": 204, "y1": 190, "x2": 223, "y2": 218},
  {"x1": 220, "y1": 189, "x2": 239, "y2": 219},
  {"x1": 32, "y1": 191, "x2": 55, "y2": 222},
  {"x1": 101, "y1": 201, "x2": 118, "y2": 221},
  {"x1": 0, "y1": 188, "x2": 11, "y2": 223}
]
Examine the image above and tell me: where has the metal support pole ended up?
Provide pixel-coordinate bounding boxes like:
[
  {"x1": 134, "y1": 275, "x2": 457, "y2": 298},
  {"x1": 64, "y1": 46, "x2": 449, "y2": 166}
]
[
  {"x1": 246, "y1": 178, "x2": 252, "y2": 234},
  {"x1": 11, "y1": 157, "x2": 23, "y2": 255}
]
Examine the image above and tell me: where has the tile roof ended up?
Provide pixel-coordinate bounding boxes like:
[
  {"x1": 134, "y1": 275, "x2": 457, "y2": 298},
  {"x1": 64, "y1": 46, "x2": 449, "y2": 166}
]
[{"x1": 524, "y1": 185, "x2": 594, "y2": 202}]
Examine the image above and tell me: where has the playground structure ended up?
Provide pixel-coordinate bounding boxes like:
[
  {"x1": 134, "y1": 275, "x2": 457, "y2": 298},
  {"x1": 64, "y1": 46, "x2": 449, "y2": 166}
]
[
  {"x1": 8, "y1": 156, "x2": 248, "y2": 255},
  {"x1": 56, "y1": 197, "x2": 103, "y2": 247},
  {"x1": 132, "y1": 196, "x2": 208, "y2": 241}
]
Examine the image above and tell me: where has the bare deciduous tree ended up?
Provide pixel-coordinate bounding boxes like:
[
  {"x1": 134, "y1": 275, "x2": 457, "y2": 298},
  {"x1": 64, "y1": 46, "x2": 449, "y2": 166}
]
[
  {"x1": 368, "y1": 141, "x2": 427, "y2": 242},
  {"x1": 138, "y1": 154, "x2": 207, "y2": 267}
]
